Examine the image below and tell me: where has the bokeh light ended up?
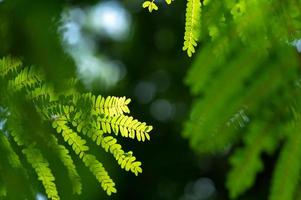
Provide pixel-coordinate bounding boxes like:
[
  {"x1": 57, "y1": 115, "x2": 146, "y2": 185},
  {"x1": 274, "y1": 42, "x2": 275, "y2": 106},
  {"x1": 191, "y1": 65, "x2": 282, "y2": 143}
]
[
  {"x1": 36, "y1": 193, "x2": 47, "y2": 200},
  {"x1": 181, "y1": 178, "x2": 216, "y2": 200},
  {"x1": 134, "y1": 81, "x2": 157, "y2": 104},
  {"x1": 150, "y1": 99, "x2": 175, "y2": 122},
  {"x1": 59, "y1": 1, "x2": 131, "y2": 90},
  {"x1": 87, "y1": 1, "x2": 131, "y2": 41}
]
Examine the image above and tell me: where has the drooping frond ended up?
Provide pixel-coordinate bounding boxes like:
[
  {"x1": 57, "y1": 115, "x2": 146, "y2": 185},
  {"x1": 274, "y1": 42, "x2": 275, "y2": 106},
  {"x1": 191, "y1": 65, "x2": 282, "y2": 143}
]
[
  {"x1": 0, "y1": 133, "x2": 20, "y2": 198},
  {"x1": 98, "y1": 135, "x2": 142, "y2": 176},
  {"x1": 0, "y1": 56, "x2": 22, "y2": 77},
  {"x1": 144, "y1": 0, "x2": 202, "y2": 56},
  {"x1": 182, "y1": 0, "x2": 301, "y2": 198},
  {"x1": 183, "y1": 0, "x2": 202, "y2": 57},
  {"x1": 52, "y1": 118, "x2": 89, "y2": 159},
  {"x1": 72, "y1": 119, "x2": 143, "y2": 176},
  {"x1": 184, "y1": 29, "x2": 298, "y2": 153},
  {"x1": 0, "y1": 131, "x2": 22, "y2": 168},
  {"x1": 8, "y1": 67, "x2": 43, "y2": 91},
  {"x1": 57, "y1": 101, "x2": 153, "y2": 142},
  {"x1": 27, "y1": 84, "x2": 55, "y2": 102},
  {"x1": 52, "y1": 117, "x2": 117, "y2": 195},
  {"x1": 269, "y1": 115, "x2": 301, "y2": 200},
  {"x1": 23, "y1": 147, "x2": 60, "y2": 200},
  {"x1": 6, "y1": 117, "x2": 27, "y2": 146},
  {"x1": 226, "y1": 122, "x2": 279, "y2": 199},
  {"x1": 0, "y1": 56, "x2": 154, "y2": 198},
  {"x1": 82, "y1": 154, "x2": 116, "y2": 196},
  {"x1": 54, "y1": 104, "x2": 144, "y2": 176},
  {"x1": 185, "y1": 63, "x2": 284, "y2": 153},
  {"x1": 49, "y1": 135, "x2": 82, "y2": 195}
]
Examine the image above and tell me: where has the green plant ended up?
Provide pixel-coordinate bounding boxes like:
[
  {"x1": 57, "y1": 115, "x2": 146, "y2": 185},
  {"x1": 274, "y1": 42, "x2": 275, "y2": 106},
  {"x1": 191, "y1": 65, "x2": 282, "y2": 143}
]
[
  {"x1": 142, "y1": 0, "x2": 202, "y2": 57},
  {"x1": 145, "y1": 0, "x2": 301, "y2": 199},
  {"x1": 183, "y1": 1, "x2": 301, "y2": 199},
  {"x1": 0, "y1": 57, "x2": 153, "y2": 199}
]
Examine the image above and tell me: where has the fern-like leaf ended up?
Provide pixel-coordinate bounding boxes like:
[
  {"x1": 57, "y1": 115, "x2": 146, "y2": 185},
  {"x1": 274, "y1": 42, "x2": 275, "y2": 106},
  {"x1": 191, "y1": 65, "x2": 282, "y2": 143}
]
[
  {"x1": 52, "y1": 118, "x2": 89, "y2": 159},
  {"x1": 74, "y1": 93, "x2": 131, "y2": 117},
  {"x1": 227, "y1": 122, "x2": 278, "y2": 199},
  {"x1": 0, "y1": 56, "x2": 154, "y2": 198},
  {"x1": 8, "y1": 67, "x2": 43, "y2": 90},
  {"x1": 82, "y1": 154, "x2": 116, "y2": 196},
  {"x1": 183, "y1": 0, "x2": 202, "y2": 57},
  {"x1": 0, "y1": 132, "x2": 22, "y2": 169},
  {"x1": 0, "y1": 56, "x2": 22, "y2": 77},
  {"x1": 72, "y1": 118, "x2": 143, "y2": 176},
  {"x1": 6, "y1": 118, "x2": 27, "y2": 146},
  {"x1": 98, "y1": 115, "x2": 153, "y2": 141},
  {"x1": 63, "y1": 106, "x2": 143, "y2": 175},
  {"x1": 93, "y1": 95, "x2": 131, "y2": 117},
  {"x1": 100, "y1": 135, "x2": 142, "y2": 175},
  {"x1": 23, "y1": 147, "x2": 60, "y2": 200},
  {"x1": 269, "y1": 115, "x2": 301, "y2": 200},
  {"x1": 52, "y1": 117, "x2": 117, "y2": 194},
  {"x1": 50, "y1": 135, "x2": 82, "y2": 195}
]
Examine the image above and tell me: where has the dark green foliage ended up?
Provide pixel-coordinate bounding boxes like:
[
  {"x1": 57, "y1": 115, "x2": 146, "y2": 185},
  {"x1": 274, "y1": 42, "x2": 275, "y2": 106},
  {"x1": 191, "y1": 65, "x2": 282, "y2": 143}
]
[
  {"x1": 183, "y1": 0, "x2": 301, "y2": 199},
  {"x1": 0, "y1": 57, "x2": 153, "y2": 199},
  {"x1": 270, "y1": 112, "x2": 301, "y2": 200}
]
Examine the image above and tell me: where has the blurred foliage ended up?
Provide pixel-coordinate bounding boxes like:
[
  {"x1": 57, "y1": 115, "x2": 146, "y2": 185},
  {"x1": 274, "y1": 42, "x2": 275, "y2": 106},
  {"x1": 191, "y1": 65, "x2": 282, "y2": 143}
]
[{"x1": 183, "y1": 0, "x2": 301, "y2": 199}]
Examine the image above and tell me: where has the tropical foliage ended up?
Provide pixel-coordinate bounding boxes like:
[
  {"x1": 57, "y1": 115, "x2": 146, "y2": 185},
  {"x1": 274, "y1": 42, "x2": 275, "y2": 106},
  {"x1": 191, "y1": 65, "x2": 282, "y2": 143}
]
[
  {"x1": 0, "y1": 57, "x2": 153, "y2": 199},
  {"x1": 181, "y1": 0, "x2": 301, "y2": 199}
]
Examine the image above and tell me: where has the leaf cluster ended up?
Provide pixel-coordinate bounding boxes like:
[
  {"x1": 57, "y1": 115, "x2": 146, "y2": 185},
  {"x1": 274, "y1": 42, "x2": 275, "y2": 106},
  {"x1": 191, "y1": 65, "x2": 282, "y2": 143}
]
[{"x1": 0, "y1": 57, "x2": 153, "y2": 199}]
